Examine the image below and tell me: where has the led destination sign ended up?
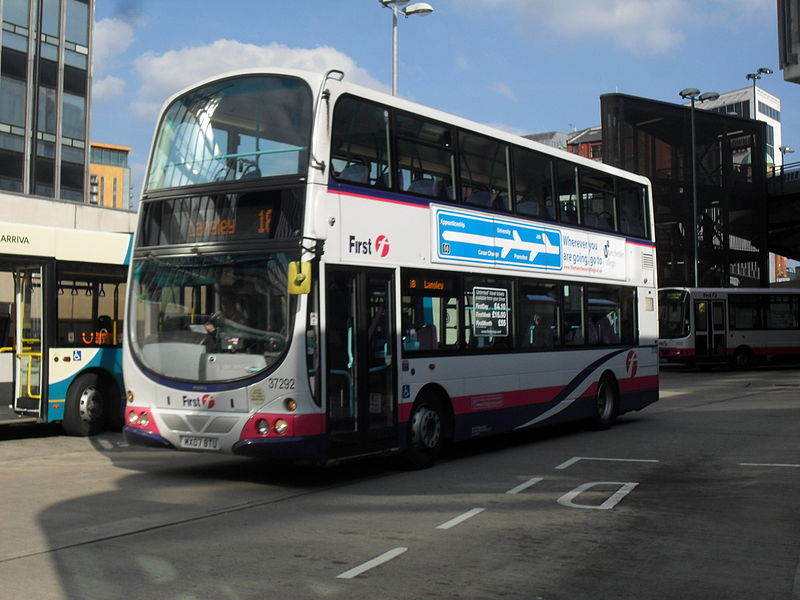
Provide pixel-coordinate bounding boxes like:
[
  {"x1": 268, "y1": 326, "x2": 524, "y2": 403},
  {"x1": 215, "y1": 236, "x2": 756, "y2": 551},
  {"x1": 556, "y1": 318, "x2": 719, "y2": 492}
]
[{"x1": 138, "y1": 189, "x2": 303, "y2": 247}]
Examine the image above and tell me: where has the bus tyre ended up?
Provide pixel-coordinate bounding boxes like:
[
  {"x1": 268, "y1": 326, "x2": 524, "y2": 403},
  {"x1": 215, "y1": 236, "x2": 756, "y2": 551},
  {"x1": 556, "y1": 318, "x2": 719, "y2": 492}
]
[
  {"x1": 593, "y1": 374, "x2": 619, "y2": 429},
  {"x1": 732, "y1": 347, "x2": 754, "y2": 370},
  {"x1": 63, "y1": 373, "x2": 106, "y2": 436},
  {"x1": 405, "y1": 394, "x2": 445, "y2": 469}
]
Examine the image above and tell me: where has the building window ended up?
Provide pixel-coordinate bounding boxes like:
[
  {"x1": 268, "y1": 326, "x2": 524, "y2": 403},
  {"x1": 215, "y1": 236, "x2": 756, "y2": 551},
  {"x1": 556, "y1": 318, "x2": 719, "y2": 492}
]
[
  {"x1": 65, "y1": 0, "x2": 89, "y2": 46},
  {"x1": 37, "y1": 87, "x2": 58, "y2": 134},
  {"x1": 2, "y1": 0, "x2": 29, "y2": 27},
  {"x1": 0, "y1": 75, "x2": 26, "y2": 126},
  {"x1": 62, "y1": 92, "x2": 85, "y2": 140}
]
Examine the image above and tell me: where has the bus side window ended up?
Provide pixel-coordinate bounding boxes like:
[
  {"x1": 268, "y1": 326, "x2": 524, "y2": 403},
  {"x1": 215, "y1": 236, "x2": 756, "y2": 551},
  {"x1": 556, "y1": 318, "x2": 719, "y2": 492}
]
[{"x1": 330, "y1": 96, "x2": 391, "y2": 189}]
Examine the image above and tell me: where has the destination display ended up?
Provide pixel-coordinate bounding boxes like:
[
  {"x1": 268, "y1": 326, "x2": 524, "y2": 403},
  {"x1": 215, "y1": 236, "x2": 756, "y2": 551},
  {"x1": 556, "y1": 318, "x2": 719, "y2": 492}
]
[
  {"x1": 433, "y1": 207, "x2": 627, "y2": 281},
  {"x1": 138, "y1": 189, "x2": 303, "y2": 247}
]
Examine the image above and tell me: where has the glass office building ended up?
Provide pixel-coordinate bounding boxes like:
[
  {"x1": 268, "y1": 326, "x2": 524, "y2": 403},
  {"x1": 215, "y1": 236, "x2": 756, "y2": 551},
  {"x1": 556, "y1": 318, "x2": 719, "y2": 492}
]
[
  {"x1": 0, "y1": 0, "x2": 91, "y2": 201},
  {"x1": 601, "y1": 94, "x2": 768, "y2": 288}
]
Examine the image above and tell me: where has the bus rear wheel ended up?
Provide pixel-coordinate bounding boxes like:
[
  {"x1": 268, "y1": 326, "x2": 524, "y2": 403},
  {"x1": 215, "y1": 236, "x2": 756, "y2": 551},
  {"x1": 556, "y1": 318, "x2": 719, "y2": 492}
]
[
  {"x1": 732, "y1": 347, "x2": 754, "y2": 370},
  {"x1": 405, "y1": 393, "x2": 445, "y2": 469},
  {"x1": 593, "y1": 374, "x2": 619, "y2": 429},
  {"x1": 63, "y1": 373, "x2": 106, "y2": 436}
]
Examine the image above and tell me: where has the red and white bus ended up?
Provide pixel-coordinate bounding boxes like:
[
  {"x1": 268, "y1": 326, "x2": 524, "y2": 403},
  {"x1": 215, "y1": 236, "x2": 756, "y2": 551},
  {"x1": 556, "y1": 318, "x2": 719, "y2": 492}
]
[
  {"x1": 659, "y1": 287, "x2": 800, "y2": 369},
  {"x1": 122, "y1": 68, "x2": 659, "y2": 467}
]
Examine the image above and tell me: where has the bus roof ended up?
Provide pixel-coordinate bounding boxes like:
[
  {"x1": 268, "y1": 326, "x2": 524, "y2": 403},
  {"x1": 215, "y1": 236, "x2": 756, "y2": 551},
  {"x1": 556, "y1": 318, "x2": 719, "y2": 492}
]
[
  {"x1": 154, "y1": 67, "x2": 652, "y2": 188},
  {"x1": 0, "y1": 221, "x2": 132, "y2": 265}
]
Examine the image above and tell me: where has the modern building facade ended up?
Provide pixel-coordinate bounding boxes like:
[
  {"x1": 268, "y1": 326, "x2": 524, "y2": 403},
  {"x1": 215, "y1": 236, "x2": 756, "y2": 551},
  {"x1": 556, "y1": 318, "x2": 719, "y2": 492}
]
[
  {"x1": 89, "y1": 142, "x2": 131, "y2": 209},
  {"x1": 0, "y1": 0, "x2": 92, "y2": 201},
  {"x1": 601, "y1": 93, "x2": 769, "y2": 288},
  {"x1": 779, "y1": 0, "x2": 800, "y2": 84},
  {"x1": 699, "y1": 86, "x2": 783, "y2": 167}
]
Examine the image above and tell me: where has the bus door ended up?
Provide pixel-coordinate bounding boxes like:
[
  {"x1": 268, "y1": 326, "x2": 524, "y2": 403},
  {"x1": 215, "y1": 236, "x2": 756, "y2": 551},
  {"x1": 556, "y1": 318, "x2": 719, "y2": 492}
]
[
  {"x1": 13, "y1": 267, "x2": 44, "y2": 416},
  {"x1": 325, "y1": 266, "x2": 396, "y2": 454},
  {"x1": 694, "y1": 299, "x2": 727, "y2": 360}
]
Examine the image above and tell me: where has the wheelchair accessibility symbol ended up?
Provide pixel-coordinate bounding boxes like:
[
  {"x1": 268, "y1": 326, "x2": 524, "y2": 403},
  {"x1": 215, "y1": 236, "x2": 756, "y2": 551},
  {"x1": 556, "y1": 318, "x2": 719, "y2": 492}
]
[{"x1": 72, "y1": 350, "x2": 82, "y2": 362}]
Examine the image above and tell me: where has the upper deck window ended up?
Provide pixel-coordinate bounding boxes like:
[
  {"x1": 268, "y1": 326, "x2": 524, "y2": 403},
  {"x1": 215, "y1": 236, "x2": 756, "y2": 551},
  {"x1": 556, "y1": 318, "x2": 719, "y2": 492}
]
[{"x1": 146, "y1": 75, "x2": 312, "y2": 191}]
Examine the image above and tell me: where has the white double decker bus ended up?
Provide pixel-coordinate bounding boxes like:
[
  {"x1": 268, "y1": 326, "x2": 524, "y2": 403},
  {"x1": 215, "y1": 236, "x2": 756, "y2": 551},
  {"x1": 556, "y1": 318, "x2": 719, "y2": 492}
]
[{"x1": 123, "y1": 68, "x2": 659, "y2": 467}]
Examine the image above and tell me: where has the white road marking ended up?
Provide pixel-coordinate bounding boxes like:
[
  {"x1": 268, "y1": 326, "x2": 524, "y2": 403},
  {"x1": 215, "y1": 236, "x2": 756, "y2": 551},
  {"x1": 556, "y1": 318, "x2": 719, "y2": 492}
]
[
  {"x1": 555, "y1": 456, "x2": 660, "y2": 470},
  {"x1": 336, "y1": 547, "x2": 408, "y2": 579},
  {"x1": 557, "y1": 481, "x2": 639, "y2": 510},
  {"x1": 740, "y1": 462, "x2": 800, "y2": 468},
  {"x1": 506, "y1": 477, "x2": 544, "y2": 495},
  {"x1": 436, "y1": 508, "x2": 486, "y2": 530}
]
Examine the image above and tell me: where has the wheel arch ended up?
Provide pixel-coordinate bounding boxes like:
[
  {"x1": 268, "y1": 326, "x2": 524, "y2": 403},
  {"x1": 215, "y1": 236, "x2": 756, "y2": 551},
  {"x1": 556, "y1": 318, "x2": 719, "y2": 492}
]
[{"x1": 413, "y1": 383, "x2": 455, "y2": 443}]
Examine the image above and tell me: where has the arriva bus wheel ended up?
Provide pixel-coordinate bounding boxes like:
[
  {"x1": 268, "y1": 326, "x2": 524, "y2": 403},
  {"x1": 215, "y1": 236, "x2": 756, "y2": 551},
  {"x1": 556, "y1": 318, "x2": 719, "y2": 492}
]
[
  {"x1": 62, "y1": 373, "x2": 106, "y2": 436},
  {"x1": 405, "y1": 393, "x2": 445, "y2": 469},
  {"x1": 593, "y1": 373, "x2": 619, "y2": 430}
]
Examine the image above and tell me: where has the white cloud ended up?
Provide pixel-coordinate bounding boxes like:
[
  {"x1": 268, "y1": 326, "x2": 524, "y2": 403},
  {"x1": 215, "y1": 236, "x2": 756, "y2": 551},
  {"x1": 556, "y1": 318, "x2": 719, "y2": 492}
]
[
  {"x1": 131, "y1": 40, "x2": 386, "y2": 121},
  {"x1": 93, "y1": 17, "x2": 135, "y2": 76},
  {"x1": 92, "y1": 75, "x2": 126, "y2": 102},
  {"x1": 454, "y1": 0, "x2": 690, "y2": 54},
  {"x1": 492, "y1": 82, "x2": 517, "y2": 102}
]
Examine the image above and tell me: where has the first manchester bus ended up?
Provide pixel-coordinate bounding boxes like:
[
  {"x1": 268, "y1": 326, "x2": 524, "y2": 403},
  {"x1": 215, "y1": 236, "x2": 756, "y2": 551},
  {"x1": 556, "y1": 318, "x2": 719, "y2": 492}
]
[{"x1": 122, "y1": 68, "x2": 659, "y2": 467}]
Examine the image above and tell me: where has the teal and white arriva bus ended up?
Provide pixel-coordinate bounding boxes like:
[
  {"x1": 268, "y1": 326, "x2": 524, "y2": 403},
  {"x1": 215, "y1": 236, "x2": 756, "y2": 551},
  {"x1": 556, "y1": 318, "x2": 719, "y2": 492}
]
[
  {"x1": 0, "y1": 221, "x2": 132, "y2": 434},
  {"x1": 122, "y1": 68, "x2": 659, "y2": 467}
]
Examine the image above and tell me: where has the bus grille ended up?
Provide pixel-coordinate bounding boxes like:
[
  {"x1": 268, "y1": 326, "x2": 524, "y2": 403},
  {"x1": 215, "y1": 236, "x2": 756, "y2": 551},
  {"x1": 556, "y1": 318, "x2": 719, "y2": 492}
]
[
  {"x1": 160, "y1": 413, "x2": 239, "y2": 434},
  {"x1": 642, "y1": 252, "x2": 655, "y2": 270}
]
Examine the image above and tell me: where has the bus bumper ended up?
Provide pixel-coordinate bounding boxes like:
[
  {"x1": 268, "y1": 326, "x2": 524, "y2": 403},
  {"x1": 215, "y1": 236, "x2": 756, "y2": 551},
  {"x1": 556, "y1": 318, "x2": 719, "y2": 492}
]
[
  {"x1": 232, "y1": 435, "x2": 326, "y2": 461},
  {"x1": 124, "y1": 426, "x2": 176, "y2": 449}
]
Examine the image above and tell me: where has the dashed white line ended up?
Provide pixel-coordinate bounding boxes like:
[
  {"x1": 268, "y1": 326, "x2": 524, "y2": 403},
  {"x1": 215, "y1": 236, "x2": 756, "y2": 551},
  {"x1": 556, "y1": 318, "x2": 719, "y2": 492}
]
[
  {"x1": 505, "y1": 477, "x2": 544, "y2": 495},
  {"x1": 555, "y1": 456, "x2": 660, "y2": 470},
  {"x1": 436, "y1": 508, "x2": 486, "y2": 530},
  {"x1": 336, "y1": 547, "x2": 408, "y2": 579}
]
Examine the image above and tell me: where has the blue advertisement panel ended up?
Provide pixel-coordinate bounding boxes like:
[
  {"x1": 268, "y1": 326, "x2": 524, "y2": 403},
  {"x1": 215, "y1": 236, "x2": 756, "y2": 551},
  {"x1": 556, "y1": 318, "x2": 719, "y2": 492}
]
[{"x1": 435, "y1": 208, "x2": 563, "y2": 272}]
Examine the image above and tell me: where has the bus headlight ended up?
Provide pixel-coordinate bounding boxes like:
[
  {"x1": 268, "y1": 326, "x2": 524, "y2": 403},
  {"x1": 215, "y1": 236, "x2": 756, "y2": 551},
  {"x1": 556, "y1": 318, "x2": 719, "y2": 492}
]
[
  {"x1": 273, "y1": 419, "x2": 288, "y2": 435},
  {"x1": 139, "y1": 413, "x2": 150, "y2": 427},
  {"x1": 127, "y1": 411, "x2": 139, "y2": 425},
  {"x1": 255, "y1": 418, "x2": 270, "y2": 435}
]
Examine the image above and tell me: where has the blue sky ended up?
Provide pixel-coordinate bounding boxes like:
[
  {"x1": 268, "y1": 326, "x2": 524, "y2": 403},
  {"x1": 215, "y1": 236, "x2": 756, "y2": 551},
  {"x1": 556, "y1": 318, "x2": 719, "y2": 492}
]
[{"x1": 91, "y1": 0, "x2": 797, "y2": 204}]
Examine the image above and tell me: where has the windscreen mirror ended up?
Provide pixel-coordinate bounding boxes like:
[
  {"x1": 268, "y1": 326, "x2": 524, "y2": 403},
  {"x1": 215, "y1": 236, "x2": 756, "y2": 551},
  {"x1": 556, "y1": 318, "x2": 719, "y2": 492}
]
[{"x1": 288, "y1": 261, "x2": 312, "y2": 295}]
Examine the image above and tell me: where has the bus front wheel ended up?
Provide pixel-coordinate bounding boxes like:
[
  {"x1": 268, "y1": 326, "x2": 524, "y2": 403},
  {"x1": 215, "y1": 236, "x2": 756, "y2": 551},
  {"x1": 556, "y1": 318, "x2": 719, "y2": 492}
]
[
  {"x1": 63, "y1": 373, "x2": 106, "y2": 436},
  {"x1": 405, "y1": 393, "x2": 445, "y2": 469}
]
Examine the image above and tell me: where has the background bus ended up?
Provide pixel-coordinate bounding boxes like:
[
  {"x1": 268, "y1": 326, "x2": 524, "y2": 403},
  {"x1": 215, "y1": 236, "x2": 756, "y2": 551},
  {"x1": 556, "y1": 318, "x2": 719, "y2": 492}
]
[
  {"x1": 659, "y1": 287, "x2": 800, "y2": 368},
  {"x1": 0, "y1": 222, "x2": 131, "y2": 435},
  {"x1": 123, "y1": 68, "x2": 659, "y2": 467}
]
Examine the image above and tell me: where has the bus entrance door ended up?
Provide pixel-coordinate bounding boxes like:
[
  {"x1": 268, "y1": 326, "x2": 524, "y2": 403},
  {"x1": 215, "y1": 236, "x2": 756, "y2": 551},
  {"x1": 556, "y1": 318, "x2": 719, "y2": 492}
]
[
  {"x1": 13, "y1": 267, "x2": 44, "y2": 417},
  {"x1": 325, "y1": 267, "x2": 396, "y2": 456},
  {"x1": 694, "y1": 299, "x2": 727, "y2": 360}
]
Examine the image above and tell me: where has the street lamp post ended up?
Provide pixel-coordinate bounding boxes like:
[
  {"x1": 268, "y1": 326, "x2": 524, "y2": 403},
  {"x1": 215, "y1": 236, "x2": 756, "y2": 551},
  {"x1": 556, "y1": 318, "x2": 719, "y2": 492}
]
[
  {"x1": 679, "y1": 87, "x2": 720, "y2": 287},
  {"x1": 379, "y1": 0, "x2": 434, "y2": 96},
  {"x1": 745, "y1": 67, "x2": 773, "y2": 119}
]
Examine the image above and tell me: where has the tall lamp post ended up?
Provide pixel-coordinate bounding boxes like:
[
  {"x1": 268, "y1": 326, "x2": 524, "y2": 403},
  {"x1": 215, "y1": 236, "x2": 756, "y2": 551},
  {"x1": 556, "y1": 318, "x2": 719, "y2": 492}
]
[
  {"x1": 679, "y1": 87, "x2": 720, "y2": 287},
  {"x1": 745, "y1": 67, "x2": 773, "y2": 119},
  {"x1": 379, "y1": 0, "x2": 434, "y2": 96}
]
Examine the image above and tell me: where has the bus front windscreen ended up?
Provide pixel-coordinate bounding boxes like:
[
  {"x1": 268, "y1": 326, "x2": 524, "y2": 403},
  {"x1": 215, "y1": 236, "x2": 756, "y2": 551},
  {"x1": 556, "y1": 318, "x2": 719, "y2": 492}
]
[
  {"x1": 145, "y1": 75, "x2": 313, "y2": 190},
  {"x1": 658, "y1": 290, "x2": 690, "y2": 339},
  {"x1": 129, "y1": 251, "x2": 296, "y2": 383}
]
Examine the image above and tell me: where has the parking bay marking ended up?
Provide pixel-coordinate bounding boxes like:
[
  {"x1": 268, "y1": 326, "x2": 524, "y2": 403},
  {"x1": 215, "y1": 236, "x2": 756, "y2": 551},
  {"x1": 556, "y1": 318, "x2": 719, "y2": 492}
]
[
  {"x1": 336, "y1": 547, "x2": 409, "y2": 579},
  {"x1": 555, "y1": 456, "x2": 660, "y2": 470}
]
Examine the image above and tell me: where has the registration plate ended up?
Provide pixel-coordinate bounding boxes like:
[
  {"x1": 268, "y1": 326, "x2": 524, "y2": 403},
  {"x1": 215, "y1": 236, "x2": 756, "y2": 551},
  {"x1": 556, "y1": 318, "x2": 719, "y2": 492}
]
[{"x1": 179, "y1": 435, "x2": 220, "y2": 451}]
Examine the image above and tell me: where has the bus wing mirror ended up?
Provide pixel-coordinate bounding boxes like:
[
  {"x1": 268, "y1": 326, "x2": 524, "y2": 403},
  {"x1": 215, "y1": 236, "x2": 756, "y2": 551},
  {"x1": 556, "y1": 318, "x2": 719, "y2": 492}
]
[{"x1": 288, "y1": 262, "x2": 312, "y2": 295}]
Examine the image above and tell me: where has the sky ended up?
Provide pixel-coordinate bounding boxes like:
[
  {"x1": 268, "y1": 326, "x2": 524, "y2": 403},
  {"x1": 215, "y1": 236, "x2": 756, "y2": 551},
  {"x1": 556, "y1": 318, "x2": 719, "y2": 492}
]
[{"x1": 91, "y1": 0, "x2": 799, "y2": 205}]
